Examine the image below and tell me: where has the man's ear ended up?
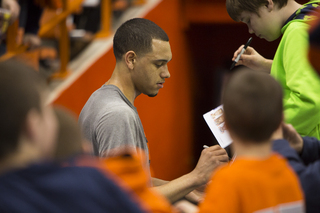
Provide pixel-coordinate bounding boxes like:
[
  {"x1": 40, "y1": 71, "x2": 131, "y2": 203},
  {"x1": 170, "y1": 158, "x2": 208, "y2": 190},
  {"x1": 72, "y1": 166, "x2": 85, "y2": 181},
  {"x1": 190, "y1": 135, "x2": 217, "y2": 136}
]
[
  {"x1": 266, "y1": 0, "x2": 274, "y2": 11},
  {"x1": 124, "y1": 51, "x2": 136, "y2": 70}
]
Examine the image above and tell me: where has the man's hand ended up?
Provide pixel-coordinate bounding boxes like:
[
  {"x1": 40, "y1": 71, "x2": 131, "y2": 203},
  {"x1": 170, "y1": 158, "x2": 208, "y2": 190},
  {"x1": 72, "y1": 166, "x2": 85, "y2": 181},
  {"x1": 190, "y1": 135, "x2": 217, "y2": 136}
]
[
  {"x1": 190, "y1": 145, "x2": 229, "y2": 187},
  {"x1": 232, "y1": 45, "x2": 272, "y2": 73},
  {"x1": 152, "y1": 146, "x2": 228, "y2": 203},
  {"x1": 282, "y1": 123, "x2": 304, "y2": 154}
]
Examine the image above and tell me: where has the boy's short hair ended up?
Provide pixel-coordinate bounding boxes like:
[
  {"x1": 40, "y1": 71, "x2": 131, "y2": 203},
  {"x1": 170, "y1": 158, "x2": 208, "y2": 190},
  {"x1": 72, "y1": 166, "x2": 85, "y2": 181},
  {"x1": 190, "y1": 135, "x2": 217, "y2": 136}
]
[
  {"x1": 226, "y1": 0, "x2": 288, "y2": 21},
  {"x1": 222, "y1": 69, "x2": 283, "y2": 142},
  {"x1": 113, "y1": 18, "x2": 169, "y2": 61},
  {"x1": 53, "y1": 106, "x2": 84, "y2": 161},
  {"x1": 0, "y1": 60, "x2": 45, "y2": 160}
]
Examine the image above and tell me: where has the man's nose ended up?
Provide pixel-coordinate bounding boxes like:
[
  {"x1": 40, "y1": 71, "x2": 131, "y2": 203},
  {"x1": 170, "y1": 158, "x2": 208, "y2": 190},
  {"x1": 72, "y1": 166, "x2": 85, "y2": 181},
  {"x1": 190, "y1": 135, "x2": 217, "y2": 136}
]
[{"x1": 161, "y1": 66, "x2": 170, "y2": 78}]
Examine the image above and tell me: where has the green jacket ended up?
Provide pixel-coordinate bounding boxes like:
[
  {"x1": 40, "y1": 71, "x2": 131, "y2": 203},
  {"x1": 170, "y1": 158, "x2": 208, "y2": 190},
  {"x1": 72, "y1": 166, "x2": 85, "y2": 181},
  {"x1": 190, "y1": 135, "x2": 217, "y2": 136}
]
[{"x1": 271, "y1": 1, "x2": 320, "y2": 139}]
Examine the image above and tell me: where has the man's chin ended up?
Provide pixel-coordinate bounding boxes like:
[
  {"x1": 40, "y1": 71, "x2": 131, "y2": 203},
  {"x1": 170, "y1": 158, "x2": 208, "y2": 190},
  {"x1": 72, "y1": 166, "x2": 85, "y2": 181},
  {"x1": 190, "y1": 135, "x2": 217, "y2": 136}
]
[{"x1": 147, "y1": 92, "x2": 158, "y2": 97}]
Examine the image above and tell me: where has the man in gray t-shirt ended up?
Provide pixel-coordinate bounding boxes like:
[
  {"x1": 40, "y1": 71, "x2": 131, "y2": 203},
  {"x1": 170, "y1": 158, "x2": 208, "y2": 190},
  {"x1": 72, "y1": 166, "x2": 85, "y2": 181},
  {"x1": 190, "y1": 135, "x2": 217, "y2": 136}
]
[
  {"x1": 79, "y1": 85, "x2": 150, "y2": 174},
  {"x1": 79, "y1": 18, "x2": 229, "y2": 204}
]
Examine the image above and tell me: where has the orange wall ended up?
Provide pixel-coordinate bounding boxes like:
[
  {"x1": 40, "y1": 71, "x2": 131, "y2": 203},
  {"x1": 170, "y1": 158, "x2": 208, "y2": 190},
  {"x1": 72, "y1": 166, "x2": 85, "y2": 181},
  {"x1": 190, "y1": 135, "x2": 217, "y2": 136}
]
[{"x1": 53, "y1": 0, "x2": 194, "y2": 180}]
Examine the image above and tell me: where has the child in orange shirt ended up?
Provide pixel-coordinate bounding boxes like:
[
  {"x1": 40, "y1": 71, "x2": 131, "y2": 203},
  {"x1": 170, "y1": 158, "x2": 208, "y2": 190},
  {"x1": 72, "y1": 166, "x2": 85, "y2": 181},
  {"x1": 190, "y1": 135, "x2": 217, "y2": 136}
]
[{"x1": 199, "y1": 69, "x2": 305, "y2": 213}]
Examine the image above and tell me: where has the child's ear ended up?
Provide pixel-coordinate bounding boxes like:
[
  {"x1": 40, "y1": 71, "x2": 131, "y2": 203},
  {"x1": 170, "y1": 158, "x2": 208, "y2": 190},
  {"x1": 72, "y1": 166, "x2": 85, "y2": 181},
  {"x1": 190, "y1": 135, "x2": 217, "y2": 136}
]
[{"x1": 266, "y1": 0, "x2": 274, "y2": 11}]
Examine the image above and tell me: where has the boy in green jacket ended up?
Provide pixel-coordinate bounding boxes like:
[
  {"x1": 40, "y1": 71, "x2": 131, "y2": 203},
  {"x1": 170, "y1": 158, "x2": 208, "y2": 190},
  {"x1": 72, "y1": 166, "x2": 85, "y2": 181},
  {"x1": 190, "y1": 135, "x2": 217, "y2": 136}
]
[{"x1": 227, "y1": 0, "x2": 320, "y2": 139}]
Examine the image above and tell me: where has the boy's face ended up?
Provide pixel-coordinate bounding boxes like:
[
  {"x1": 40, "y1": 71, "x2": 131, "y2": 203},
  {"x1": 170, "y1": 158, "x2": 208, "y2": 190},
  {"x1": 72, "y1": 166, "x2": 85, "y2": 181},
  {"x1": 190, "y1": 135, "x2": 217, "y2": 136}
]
[{"x1": 240, "y1": 6, "x2": 282, "y2": 41}]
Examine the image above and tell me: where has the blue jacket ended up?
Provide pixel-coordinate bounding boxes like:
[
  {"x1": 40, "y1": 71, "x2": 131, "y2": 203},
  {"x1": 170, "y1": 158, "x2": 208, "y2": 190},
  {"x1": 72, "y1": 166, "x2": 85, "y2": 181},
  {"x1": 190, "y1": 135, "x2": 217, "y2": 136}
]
[
  {"x1": 273, "y1": 137, "x2": 320, "y2": 213},
  {"x1": 0, "y1": 163, "x2": 146, "y2": 213}
]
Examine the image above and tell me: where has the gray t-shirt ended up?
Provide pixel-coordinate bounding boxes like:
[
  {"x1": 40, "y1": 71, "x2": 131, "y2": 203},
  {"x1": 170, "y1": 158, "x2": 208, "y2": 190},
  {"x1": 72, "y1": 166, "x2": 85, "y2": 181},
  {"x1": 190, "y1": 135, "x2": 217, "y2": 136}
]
[{"x1": 78, "y1": 85, "x2": 150, "y2": 171}]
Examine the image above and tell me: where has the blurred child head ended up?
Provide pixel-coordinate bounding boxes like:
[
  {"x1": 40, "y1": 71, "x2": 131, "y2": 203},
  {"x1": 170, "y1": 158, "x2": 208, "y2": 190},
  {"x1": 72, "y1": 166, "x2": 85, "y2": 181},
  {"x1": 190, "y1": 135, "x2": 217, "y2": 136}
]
[
  {"x1": 0, "y1": 59, "x2": 57, "y2": 163},
  {"x1": 222, "y1": 69, "x2": 283, "y2": 143},
  {"x1": 53, "y1": 106, "x2": 92, "y2": 161}
]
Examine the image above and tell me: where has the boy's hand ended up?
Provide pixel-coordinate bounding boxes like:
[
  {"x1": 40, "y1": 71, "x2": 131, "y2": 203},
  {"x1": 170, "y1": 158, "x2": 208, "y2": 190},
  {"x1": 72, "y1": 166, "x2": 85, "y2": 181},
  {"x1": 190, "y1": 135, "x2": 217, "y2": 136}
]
[
  {"x1": 282, "y1": 123, "x2": 304, "y2": 154},
  {"x1": 232, "y1": 45, "x2": 272, "y2": 73}
]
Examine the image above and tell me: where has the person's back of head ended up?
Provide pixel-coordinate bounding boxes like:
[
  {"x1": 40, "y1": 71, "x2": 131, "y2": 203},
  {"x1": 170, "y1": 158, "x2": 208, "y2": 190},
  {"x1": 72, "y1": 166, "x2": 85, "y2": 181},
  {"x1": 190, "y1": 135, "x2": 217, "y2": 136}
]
[
  {"x1": 0, "y1": 59, "x2": 57, "y2": 168},
  {"x1": 113, "y1": 18, "x2": 169, "y2": 61},
  {"x1": 226, "y1": 0, "x2": 288, "y2": 21},
  {"x1": 53, "y1": 106, "x2": 88, "y2": 161},
  {"x1": 222, "y1": 68, "x2": 283, "y2": 143}
]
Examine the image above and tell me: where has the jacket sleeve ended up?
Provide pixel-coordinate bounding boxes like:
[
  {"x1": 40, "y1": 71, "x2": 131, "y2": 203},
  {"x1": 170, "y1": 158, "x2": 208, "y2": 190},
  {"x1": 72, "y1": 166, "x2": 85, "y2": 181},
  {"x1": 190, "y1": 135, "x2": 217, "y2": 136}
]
[
  {"x1": 300, "y1": 136, "x2": 320, "y2": 165},
  {"x1": 272, "y1": 139, "x2": 320, "y2": 212}
]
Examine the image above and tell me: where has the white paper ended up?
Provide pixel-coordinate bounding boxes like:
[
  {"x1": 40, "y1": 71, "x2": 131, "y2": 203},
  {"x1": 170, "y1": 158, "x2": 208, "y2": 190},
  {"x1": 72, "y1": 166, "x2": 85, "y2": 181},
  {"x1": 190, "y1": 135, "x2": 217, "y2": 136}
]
[{"x1": 203, "y1": 105, "x2": 233, "y2": 148}]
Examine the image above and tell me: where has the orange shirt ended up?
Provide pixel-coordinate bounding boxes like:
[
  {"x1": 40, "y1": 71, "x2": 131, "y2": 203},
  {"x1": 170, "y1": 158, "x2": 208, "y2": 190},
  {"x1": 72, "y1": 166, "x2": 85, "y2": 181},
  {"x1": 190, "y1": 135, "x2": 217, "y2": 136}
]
[
  {"x1": 71, "y1": 153, "x2": 174, "y2": 213},
  {"x1": 199, "y1": 153, "x2": 304, "y2": 213},
  {"x1": 102, "y1": 154, "x2": 174, "y2": 213}
]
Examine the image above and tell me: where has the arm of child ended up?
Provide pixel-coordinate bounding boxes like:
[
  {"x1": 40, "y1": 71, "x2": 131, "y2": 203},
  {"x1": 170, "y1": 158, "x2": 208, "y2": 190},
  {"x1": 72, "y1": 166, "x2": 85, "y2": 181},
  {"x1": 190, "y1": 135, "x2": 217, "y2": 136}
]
[
  {"x1": 272, "y1": 138, "x2": 320, "y2": 211},
  {"x1": 232, "y1": 45, "x2": 273, "y2": 73},
  {"x1": 281, "y1": 25, "x2": 320, "y2": 138}
]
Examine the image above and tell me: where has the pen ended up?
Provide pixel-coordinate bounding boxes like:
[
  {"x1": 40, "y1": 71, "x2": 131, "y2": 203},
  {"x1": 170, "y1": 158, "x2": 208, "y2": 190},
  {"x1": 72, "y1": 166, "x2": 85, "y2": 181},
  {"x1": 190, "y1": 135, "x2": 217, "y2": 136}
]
[{"x1": 230, "y1": 37, "x2": 252, "y2": 70}]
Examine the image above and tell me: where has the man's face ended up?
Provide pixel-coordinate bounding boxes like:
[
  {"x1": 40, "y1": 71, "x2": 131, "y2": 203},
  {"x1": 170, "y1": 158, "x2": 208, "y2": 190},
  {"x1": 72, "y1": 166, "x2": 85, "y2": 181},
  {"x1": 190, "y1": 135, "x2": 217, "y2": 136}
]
[
  {"x1": 240, "y1": 6, "x2": 282, "y2": 41},
  {"x1": 132, "y1": 39, "x2": 172, "y2": 97}
]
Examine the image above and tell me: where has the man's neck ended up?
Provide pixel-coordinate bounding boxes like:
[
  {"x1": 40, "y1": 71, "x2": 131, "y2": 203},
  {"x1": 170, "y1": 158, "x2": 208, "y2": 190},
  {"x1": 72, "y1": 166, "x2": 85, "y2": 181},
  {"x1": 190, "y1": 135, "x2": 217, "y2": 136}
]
[{"x1": 106, "y1": 63, "x2": 139, "y2": 105}]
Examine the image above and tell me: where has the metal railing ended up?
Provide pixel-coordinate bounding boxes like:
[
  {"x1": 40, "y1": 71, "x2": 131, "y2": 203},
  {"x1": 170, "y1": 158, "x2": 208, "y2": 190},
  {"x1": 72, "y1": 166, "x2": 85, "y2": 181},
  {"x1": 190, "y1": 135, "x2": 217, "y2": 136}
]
[{"x1": 0, "y1": 0, "x2": 146, "y2": 78}]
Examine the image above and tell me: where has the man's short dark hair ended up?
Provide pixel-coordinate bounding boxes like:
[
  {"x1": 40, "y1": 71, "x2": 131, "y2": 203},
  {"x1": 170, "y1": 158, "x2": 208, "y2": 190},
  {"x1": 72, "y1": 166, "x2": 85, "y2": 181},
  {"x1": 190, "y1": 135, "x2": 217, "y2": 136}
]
[
  {"x1": 222, "y1": 69, "x2": 283, "y2": 142},
  {"x1": 113, "y1": 18, "x2": 169, "y2": 61},
  {"x1": 226, "y1": 0, "x2": 288, "y2": 21},
  {"x1": 0, "y1": 60, "x2": 45, "y2": 160}
]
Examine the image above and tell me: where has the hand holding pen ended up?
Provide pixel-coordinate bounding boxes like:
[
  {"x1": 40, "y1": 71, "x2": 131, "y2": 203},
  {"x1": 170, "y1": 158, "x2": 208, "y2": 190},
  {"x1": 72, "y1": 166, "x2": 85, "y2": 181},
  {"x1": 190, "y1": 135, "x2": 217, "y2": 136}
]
[
  {"x1": 230, "y1": 37, "x2": 273, "y2": 73},
  {"x1": 203, "y1": 145, "x2": 235, "y2": 163},
  {"x1": 230, "y1": 37, "x2": 252, "y2": 70}
]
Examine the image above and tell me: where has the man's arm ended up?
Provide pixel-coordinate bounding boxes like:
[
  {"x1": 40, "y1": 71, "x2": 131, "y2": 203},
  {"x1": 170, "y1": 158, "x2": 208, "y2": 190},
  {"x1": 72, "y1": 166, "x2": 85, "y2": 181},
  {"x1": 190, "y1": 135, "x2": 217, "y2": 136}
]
[
  {"x1": 151, "y1": 145, "x2": 229, "y2": 203},
  {"x1": 95, "y1": 108, "x2": 141, "y2": 157},
  {"x1": 152, "y1": 178, "x2": 168, "y2": 187}
]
